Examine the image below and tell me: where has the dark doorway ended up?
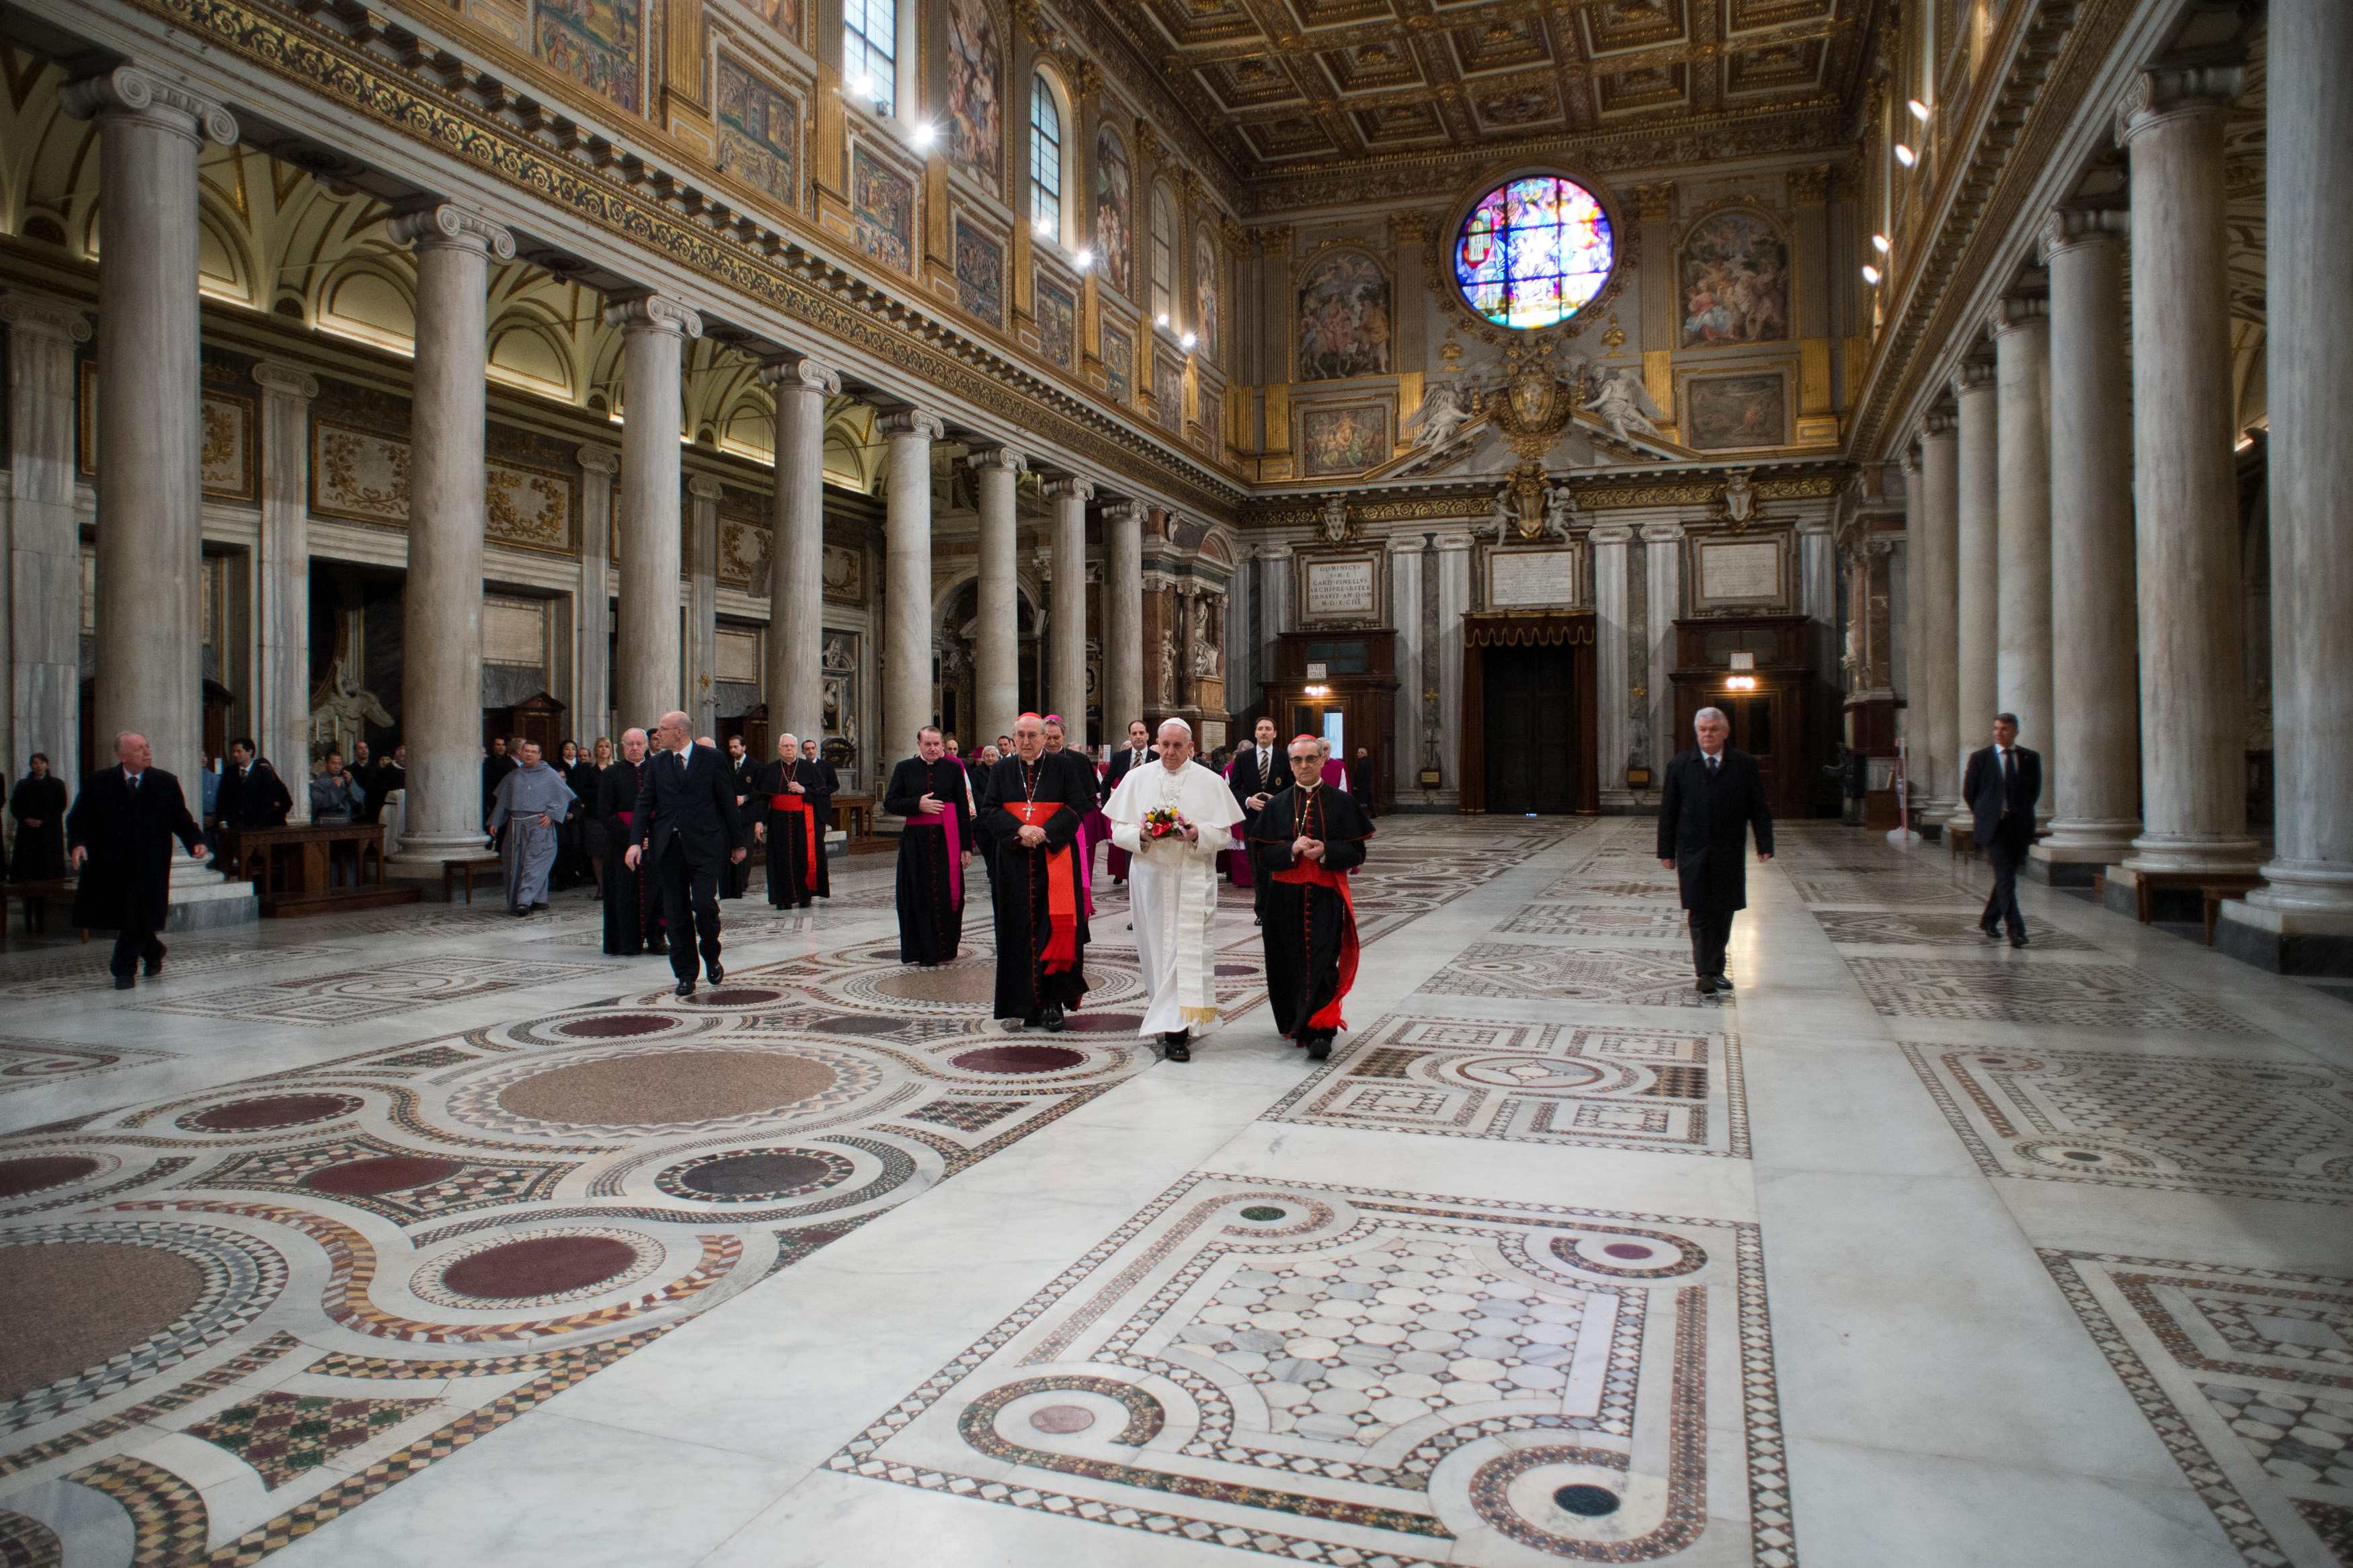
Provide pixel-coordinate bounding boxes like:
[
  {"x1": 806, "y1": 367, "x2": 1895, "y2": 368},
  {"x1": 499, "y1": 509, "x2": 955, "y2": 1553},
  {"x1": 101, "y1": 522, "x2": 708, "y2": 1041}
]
[{"x1": 1480, "y1": 645, "x2": 1579, "y2": 815}]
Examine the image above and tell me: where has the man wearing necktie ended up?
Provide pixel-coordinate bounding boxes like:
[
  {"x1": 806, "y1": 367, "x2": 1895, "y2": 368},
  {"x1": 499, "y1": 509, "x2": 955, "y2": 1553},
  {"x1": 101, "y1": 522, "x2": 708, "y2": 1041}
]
[
  {"x1": 1657, "y1": 707, "x2": 1774, "y2": 996},
  {"x1": 1101, "y1": 720, "x2": 1153, "y2": 886},
  {"x1": 1962, "y1": 712, "x2": 2043, "y2": 947},
  {"x1": 625, "y1": 710, "x2": 752, "y2": 997},
  {"x1": 67, "y1": 732, "x2": 209, "y2": 989}
]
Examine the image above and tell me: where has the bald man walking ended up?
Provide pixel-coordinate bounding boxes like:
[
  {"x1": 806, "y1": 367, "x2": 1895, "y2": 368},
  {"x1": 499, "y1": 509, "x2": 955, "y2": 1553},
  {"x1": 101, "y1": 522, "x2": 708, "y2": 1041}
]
[
  {"x1": 625, "y1": 711, "x2": 750, "y2": 996},
  {"x1": 67, "y1": 732, "x2": 209, "y2": 989}
]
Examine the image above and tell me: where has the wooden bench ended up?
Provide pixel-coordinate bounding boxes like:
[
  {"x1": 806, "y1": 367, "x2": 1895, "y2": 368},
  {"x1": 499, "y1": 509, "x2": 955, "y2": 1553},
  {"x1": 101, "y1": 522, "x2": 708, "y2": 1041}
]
[
  {"x1": 2202, "y1": 880, "x2": 2265, "y2": 946},
  {"x1": 832, "y1": 793, "x2": 875, "y2": 840},
  {"x1": 444, "y1": 856, "x2": 504, "y2": 905}
]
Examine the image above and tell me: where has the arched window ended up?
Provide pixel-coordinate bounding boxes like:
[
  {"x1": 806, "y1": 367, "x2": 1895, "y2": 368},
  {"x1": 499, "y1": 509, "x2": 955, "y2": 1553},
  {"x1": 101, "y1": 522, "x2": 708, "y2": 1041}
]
[
  {"x1": 844, "y1": 0, "x2": 897, "y2": 116},
  {"x1": 1149, "y1": 183, "x2": 1176, "y2": 325},
  {"x1": 1029, "y1": 73, "x2": 1064, "y2": 243}
]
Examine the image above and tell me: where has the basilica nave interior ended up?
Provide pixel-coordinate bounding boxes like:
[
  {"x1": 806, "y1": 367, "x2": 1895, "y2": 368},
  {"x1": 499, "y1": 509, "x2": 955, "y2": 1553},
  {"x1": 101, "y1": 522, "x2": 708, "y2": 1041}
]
[{"x1": 0, "y1": 0, "x2": 2347, "y2": 1563}]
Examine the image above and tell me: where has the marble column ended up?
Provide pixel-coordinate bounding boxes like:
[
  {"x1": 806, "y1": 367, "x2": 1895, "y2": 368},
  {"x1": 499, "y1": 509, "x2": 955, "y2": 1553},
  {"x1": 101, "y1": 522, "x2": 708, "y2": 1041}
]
[
  {"x1": 1043, "y1": 478, "x2": 1092, "y2": 741},
  {"x1": 1, "y1": 294, "x2": 91, "y2": 786},
  {"x1": 1434, "y1": 534, "x2": 1473, "y2": 809},
  {"x1": 385, "y1": 201, "x2": 512, "y2": 866},
  {"x1": 1104, "y1": 498, "x2": 1146, "y2": 739},
  {"x1": 2231, "y1": 0, "x2": 2353, "y2": 962},
  {"x1": 61, "y1": 67, "x2": 237, "y2": 784},
  {"x1": 1591, "y1": 522, "x2": 1634, "y2": 808},
  {"x1": 253, "y1": 362, "x2": 319, "y2": 821},
  {"x1": 969, "y1": 445, "x2": 1027, "y2": 747},
  {"x1": 688, "y1": 474, "x2": 723, "y2": 738},
  {"x1": 1990, "y1": 298, "x2": 2054, "y2": 800},
  {"x1": 576, "y1": 446, "x2": 618, "y2": 741},
  {"x1": 2034, "y1": 211, "x2": 2140, "y2": 873},
  {"x1": 1640, "y1": 521, "x2": 1685, "y2": 784},
  {"x1": 2119, "y1": 68, "x2": 2261, "y2": 876},
  {"x1": 1387, "y1": 534, "x2": 1423, "y2": 800},
  {"x1": 1949, "y1": 361, "x2": 1999, "y2": 827},
  {"x1": 760, "y1": 355, "x2": 838, "y2": 741},
  {"x1": 881, "y1": 409, "x2": 944, "y2": 760},
  {"x1": 1913, "y1": 412, "x2": 1962, "y2": 822},
  {"x1": 604, "y1": 292, "x2": 701, "y2": 730}
]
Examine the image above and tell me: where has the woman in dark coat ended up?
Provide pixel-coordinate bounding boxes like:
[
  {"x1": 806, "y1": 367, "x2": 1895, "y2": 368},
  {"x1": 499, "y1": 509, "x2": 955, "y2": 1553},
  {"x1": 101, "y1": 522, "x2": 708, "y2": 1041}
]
[{"x1": 8, "y1": 754, "x2": 69, "y2": 880}]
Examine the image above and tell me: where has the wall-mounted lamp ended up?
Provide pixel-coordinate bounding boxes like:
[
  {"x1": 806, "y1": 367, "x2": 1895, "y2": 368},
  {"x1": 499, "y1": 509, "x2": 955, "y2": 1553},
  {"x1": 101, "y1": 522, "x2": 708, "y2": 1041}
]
[
  {"x1": 1907, "y1": 97, "x2": 1931, "y2": 123},
  {"x1": 1861, "y1": 264, "x2": 1882, "y2": 286},
  {"x1": 1726, "y1": 674, "x2": 1758, "y2": 692},
  {"x1": 1303, "y1": 684, "x2": 1330, "y2": 699},
  {"x1": 1893, "y1": 143, "x2": 1917, "y2": 168},
  {"x1": 1180, "y1": 331, "x2": 1198, "y2": 352},
  {"x1": 1870, "y1": 233, "x2": 1890, "y2": 254}
]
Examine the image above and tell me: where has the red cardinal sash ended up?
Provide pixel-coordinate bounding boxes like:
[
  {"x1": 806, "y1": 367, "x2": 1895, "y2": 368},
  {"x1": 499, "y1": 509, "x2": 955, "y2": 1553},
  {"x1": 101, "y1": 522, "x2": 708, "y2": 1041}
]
[
  {"x1": 1273, "y1": 859, "x2": 1358, "y2": 1032},
  {"x1": 908, "y1": 806, "x2": 963, "y2": 908},
  {"x1": 768, "y1": 794, "x2": 820, "y2": 891},
  {"x1": 1002, "y1": 800, "x2": 1076, "y2": 970}
]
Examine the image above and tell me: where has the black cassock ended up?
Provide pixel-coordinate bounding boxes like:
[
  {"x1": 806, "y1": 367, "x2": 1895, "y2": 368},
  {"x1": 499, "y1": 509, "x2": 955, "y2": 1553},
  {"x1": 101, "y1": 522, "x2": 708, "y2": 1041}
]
[
  {"x1": 975, "y1": 753, "x2": 1092, "y2": 1018},
  {"x1": 883, "y1": 755, "x2": 973, "y2": 965},
  {"x1": 1248, "y1": 782, "x2": 1373, "y2": 1041},
  {"x1": 598, "y1": 758, "x2": 666, "y2": 955},
  {"x1": 753, "y1": 757, "x2": 833, "y2": 907},
  {"x1": 8, "y1": 773, "x2": 68, "y2": 880}
]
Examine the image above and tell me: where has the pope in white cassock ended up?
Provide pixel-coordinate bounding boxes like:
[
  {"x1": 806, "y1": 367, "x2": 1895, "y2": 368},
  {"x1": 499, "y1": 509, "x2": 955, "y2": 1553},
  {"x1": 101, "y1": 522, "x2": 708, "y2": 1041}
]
[{"x1": 1105, "y1": 718, "x2": 1245, "y2": 1062}]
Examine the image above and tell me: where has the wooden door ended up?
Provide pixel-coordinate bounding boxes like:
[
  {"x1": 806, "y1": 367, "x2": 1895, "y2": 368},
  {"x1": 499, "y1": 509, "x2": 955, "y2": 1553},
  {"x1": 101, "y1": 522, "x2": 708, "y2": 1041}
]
[
  {"x1": 1481, "y1": 646, "x2": 1579, "y2": 815},
  {"x1": 1723, "y1": 692, "x2": 1786, "y2": 816}
]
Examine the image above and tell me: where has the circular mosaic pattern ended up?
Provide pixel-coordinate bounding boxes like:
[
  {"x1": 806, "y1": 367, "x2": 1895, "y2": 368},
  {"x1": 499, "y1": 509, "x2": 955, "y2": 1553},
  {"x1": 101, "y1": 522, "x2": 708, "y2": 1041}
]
[
  {"x1": 552, "y1": 1013, "x2": 677, "y2": 1038},
  {"x1": 1544, "y1": 1229, "x2": 1704, "y2": 1280},
  {"x1": 690, "y1": 987, "x2": 789, "y2": 1008},
  {"x1": 413, "y1": 1227, "x2": 660, "y2": 1309},
  {"x1": 1453, "y1": 1055, "x2": 1610, "y2": 1091},
  {"x1": 0, "y1": 1154, "x2": 105, "y2": 1200},
  {"x1": 500, "y1": 1008, "x2": 719, "y2": 1049},
  {"x1": 1029, "y1": 1404, "x2": 1096, "y2": 1434},
  {"x1": 1465, "y1": 1445, "x2": 1658, "y2": 1555},
  {"x1": 657, "y1": 1147, "x2": 854, "y2": 1202},
  {"x1": 303, "y1": 1155, "x2": 463, "y2": 1198},
  {"x1": 494, "y1": 1050, "x2": 838, "y2": 1128},
  {"x1": 872, "y1": 966, "x2": 998, "y2": 1007},
  {"x1": 179, "y1": 1093, "x2": 363, "y2": 1134},
  {"x1": 949, "y1": 1044, "x2": 1087, "y2": 1075},
  {"x1": 1238, "y1": 1206, "x2": 1287, "y2": 1223}
]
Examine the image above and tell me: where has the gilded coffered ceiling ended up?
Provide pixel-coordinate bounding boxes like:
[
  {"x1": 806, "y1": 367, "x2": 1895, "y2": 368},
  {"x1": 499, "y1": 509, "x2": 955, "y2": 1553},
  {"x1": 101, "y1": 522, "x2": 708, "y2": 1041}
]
[{"x1": 1086, "y1": 0, "x2": 1881, "y2": 198}]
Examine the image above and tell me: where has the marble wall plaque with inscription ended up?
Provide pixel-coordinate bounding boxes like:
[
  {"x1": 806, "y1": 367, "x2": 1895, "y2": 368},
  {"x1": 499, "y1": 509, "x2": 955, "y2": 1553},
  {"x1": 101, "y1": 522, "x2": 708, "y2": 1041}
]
[
  {"x1": 1488, "y1": 548, "x2": 1579, "y2": 608},
  {"x1": 1304, "y1": 557, "x2": 1378, "y2": 618},
  {"x1": 1697, "y1": 539, "x2": 1783, "y2": 604}
]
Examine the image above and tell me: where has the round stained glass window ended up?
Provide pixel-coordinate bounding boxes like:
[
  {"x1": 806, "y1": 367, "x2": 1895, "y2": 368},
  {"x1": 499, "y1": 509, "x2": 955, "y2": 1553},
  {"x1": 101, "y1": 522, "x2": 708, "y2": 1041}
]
[{"x1": 1454, "y1": 175, "x2": 1617, "y2": 331}]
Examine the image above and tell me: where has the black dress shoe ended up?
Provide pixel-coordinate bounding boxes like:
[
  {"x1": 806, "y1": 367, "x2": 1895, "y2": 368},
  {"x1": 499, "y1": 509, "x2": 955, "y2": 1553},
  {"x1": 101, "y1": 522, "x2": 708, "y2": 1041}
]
[
  {"x1": 1306, "y1": 1033, "x2": 1332, "y2": 1062},
  {"x1": 511, "y1": 906, "x2": 532, "y2": 917},
  {"x1": 674, "y1": 979, "x2": 695, "y2": 998},
  {"x1": 1696, "y1": 975, "x2": 1719, "y2": 995},
  {"x1": 1019, "y1": 1012, "x2": 1041, "y2": 1030},
  {"x1": 1162, "y1": 1030, "x2": 1191, "y2": 1063},
  {"x1": 1980, "y1": 923, "x2": 2002, "y2": 940},
  {"x1": 1711, "y1": 973, "x2": 1734, "y2": 991},
  {"x1": 112, "y1": 975, "x2": 135, "y2": 991},
  {"x1": 143, "y1": 955, "x2": 165, "y2": 978},
  {"x1": 1040, "y1": 1004, "x2": 1066, "y2": 1033},
  {"x1": 2009, "y1": 932, "x2": 2030, "y2": 948},
  {"x1": 707, "y1": 964, "x2": 724, "y2": 985}
]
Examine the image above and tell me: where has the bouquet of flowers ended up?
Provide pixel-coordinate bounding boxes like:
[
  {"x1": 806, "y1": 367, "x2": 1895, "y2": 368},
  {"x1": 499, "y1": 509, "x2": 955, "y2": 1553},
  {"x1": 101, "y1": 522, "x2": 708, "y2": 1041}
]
[{"x1": 1141, "y1": 807, "x2": 1190, "y2": 843}]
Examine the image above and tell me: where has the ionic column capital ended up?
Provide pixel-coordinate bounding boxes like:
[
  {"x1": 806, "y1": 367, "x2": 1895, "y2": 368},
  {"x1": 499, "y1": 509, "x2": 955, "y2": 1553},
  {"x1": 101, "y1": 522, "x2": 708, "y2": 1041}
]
[
  {"x1": 1638, "y1": 521, "x2": 1685, "y2": 544},
  {"x1": 967, "y1": 444, "x2": 1029, "y2": 475},
  {"x1": 1950, "y1": 361, "x2": 1997, "y2": 398},
  {"x1": 387, "y1": 200, "x2": 516, "y2": 259},
  {"x1": 1102, "y1": 498, "x2": 1148, "y2": 526},
  {"x1": 877, "y1": 407, "x2": 946, "y2": 442},
  {"x1": 758, "y1": 353, "x2": 842, "y2": 395},
  {"x1": 1985, "y1": 296, "x2": 2048, "y2": 343},
  {"x1": 1589, "y1": 524, "x2": 1636, "y2": 546},
  {"x1": 2039, "y1": 207, "x2": 2128, "y2": 263},
  {"x1": 688, "y1": 473, "x2": 727, "y2": 503},
  {"x1": 577, "y1": 445, "x2": 621, "y2": 475},
  {"x1": 2116, "y1": 65, "x2": 2242, "y2": 145},
  {"x1": 1043, "y1": 476, "x2": 1097, "y2": 503},
  {"x1": 1921, "y1": 409, "x2": 1957, "y2": 438},
  {"x1": 0, "y1": 292, "x2": 92, "y2": 345},
  {"x1": 250, "y1": 360, "x2": 319, "y2": 399},
  {"x1": 603, "y1": 291, "x2": 703, "y2": 339},
  {"x1": 61, "y1": 65, "x2": 237, "y2": 146}
]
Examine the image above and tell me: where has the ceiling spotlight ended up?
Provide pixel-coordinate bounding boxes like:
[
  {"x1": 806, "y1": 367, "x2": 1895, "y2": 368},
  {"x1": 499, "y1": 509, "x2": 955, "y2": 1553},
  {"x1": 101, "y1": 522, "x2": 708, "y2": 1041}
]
[
  {"x1": 1870, "y1": 233, "x2": 1890, "y2": 254},
  {"x1": 1893, "y1": 142, "x2": 1917, "y2": 167},
  {"x1": 1861, "y1": 263, "x2": 1882, "y2": 286},
  {"x1": 1074, "y1": 247, "x2": 1094, "y2": 271},
  {"x1": 910, "y1": 121, "x2": 937, "y2": 149},
  {"x1": 1181, "y1": 331, "x2": 1197, "y2": 351},
  {"x1": 1907, "y1": 97, "x2": 1931, "y2": 123}
]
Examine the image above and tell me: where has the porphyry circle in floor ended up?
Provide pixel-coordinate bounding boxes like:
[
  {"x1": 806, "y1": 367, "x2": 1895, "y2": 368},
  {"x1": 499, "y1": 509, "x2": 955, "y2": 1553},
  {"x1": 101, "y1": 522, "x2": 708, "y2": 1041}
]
[
  {"x1": 0, "y1": 1154, "x2": 103, "y2": 1199},
  {"x1": 657, "y1": 1147, "x2": 854, "y2": 1202},
  {"x1": 0, "y1": 1241, "x2": 205, "y2": 1399},
  {"x1": 493, "y1": 1049, "x2": 839, "y2": 1126},
  {"x1": 179, "y1": 1093, "x2": 364, "y2": 1133},
  {"x1": 949, "y1": 1044, "x2": 1088, "y2": 1075},
  {"x1": 302, "y1": 1154, "x2": 465, "y2": 1197},
  {"x1": 422, "y1": 1232, "x2": 653, "y2": 1306}
]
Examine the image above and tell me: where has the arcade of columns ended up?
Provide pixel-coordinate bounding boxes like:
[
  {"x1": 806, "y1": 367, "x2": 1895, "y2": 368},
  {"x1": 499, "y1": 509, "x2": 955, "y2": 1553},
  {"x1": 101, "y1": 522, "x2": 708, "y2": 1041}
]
[
  {"x1": 1898, "y1": 29, "x2": 2353, "y2": 969},
  {"x1": 24, "y1": 63, "x2": 1165, "y2": 872}
]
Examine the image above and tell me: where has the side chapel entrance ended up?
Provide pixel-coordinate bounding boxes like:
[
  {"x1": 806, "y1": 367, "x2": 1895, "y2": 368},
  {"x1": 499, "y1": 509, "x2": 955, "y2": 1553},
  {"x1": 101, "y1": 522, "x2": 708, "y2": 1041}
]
[{"x1": 1458, "y1": 611, "x2": 1597, "y2": 815}]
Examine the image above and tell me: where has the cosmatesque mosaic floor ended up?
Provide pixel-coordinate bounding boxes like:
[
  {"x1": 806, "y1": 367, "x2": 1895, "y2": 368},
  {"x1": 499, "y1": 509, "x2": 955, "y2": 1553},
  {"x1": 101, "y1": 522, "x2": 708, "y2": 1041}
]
[{"x1": 1, "y1": 816, "x2": 2348, "y2": 1568}]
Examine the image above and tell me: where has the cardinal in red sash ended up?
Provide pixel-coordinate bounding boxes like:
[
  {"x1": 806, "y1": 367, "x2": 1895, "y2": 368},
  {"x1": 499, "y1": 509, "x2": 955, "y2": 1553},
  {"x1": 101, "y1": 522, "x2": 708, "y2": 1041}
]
[
  {"x1": 752, "y1": 732, "x2": 832, "y2": 908},
  {"x1": 977, "y1": 712, "x2": 1092, "y2": 1029},
  {"x1": 1248, "y1": 735, "x2": 1372, "y2": 1061}
]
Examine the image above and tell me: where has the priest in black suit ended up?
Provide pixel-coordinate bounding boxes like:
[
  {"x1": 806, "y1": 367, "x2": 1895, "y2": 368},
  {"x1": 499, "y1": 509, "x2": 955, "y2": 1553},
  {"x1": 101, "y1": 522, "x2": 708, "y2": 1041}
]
[
  {"x1": 625, "y1": 711, "x2": 750, "y2": 996},
  {"x1": 883, "y1": 726, "x2": 975, "y2": 967},
  {"x1": 598, "y1": 728, "x2": 666, "y2": 956},
  {"x1": 1962, "y1": 712, "x2": 2042, "y2": 948},
  {"x1": 1101, "y1": 719, "x2": 1153, "y2": 884},
  {"x1": 754, "y1": 732, "x2": 834, "y2": 908},
  {"x1": 67, "y1": 731, "x2": 210, "y2": 989},
  {"x1": 1656, "y1": 707, "x2": 1774, "y2": 996},
  {"x1": 977, "y1": 713, "x2": 1093, "y2": 1027},
  {"x1": 1227, "y1": 715, "x2": 1284, "y2": 900}
]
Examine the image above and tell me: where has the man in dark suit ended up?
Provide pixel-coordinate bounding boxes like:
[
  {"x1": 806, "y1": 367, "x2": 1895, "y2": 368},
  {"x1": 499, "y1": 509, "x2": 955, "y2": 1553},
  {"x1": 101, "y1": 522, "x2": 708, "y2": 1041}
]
[
  {"x1": 1962, "y1": 711, "x2": 2042, "y2": 947},
  {"x1": 1657, "y1": 707, "x2": 1774, "y2": 995},
  {"x1": 625, "y1": 710, "x2": 751, "y2": 996},
  {"x1": 67, "y1": 731, "x2": 210, "y2": 989},
  {"x1": 721, "y1": 733, "x2": 756, "y2": 898},
  {"x1": 1101, "y1": 719, "x2": 1152, "y2": 885},
  {"x1": 214, "y1": 737, "x2": 292, "y2": 835}
]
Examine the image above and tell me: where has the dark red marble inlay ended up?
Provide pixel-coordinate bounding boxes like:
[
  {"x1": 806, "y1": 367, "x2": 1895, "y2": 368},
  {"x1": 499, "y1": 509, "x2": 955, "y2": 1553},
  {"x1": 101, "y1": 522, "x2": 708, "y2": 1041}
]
[
  {"x1": 1603, "y1": 1243, "x2": 1654, "y2": 1260},
  {"x1": 439, "y1": 1235, "x2": 640, "y2": 1300},
  {"x1": 693, "y1": 989, "x2": 784, "y2": 1007},
  {"x1": 303, "y1": 1155, "x2": 463, "y2": 1197},
  {"x1": 950, "y1": 1044, "x2": 1087, "y2": 1074},
  {"x1": 1060, "y1": 1014, "x2": 1142, "y2": 1034},
  {"x1": 185, "y1": 1094, "x2": 360, "y2": 1132},
  {"x1": 553, "y1": 1014, "x2": 674, "y2": 1038},
  {"x1": 0, "y1": 1155, "x2": 101, "y2": 1199}
]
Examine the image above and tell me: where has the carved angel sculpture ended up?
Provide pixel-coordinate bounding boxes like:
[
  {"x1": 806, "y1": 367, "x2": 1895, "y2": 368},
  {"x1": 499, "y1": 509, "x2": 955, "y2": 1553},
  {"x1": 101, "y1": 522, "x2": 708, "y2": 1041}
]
[
  {"x1": 1544, "y1": 479, "x2": 1577, "y2": 539},
  {"x1": 1587, "y1": 366, "x2": 1665, "y2": 444},
  {"x1": 1402, "y1": 378, "x2": 1470, "y2": 454},
  {"x1": 1484, "y1": 485, "x2": 1516, "y2": 544}
]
